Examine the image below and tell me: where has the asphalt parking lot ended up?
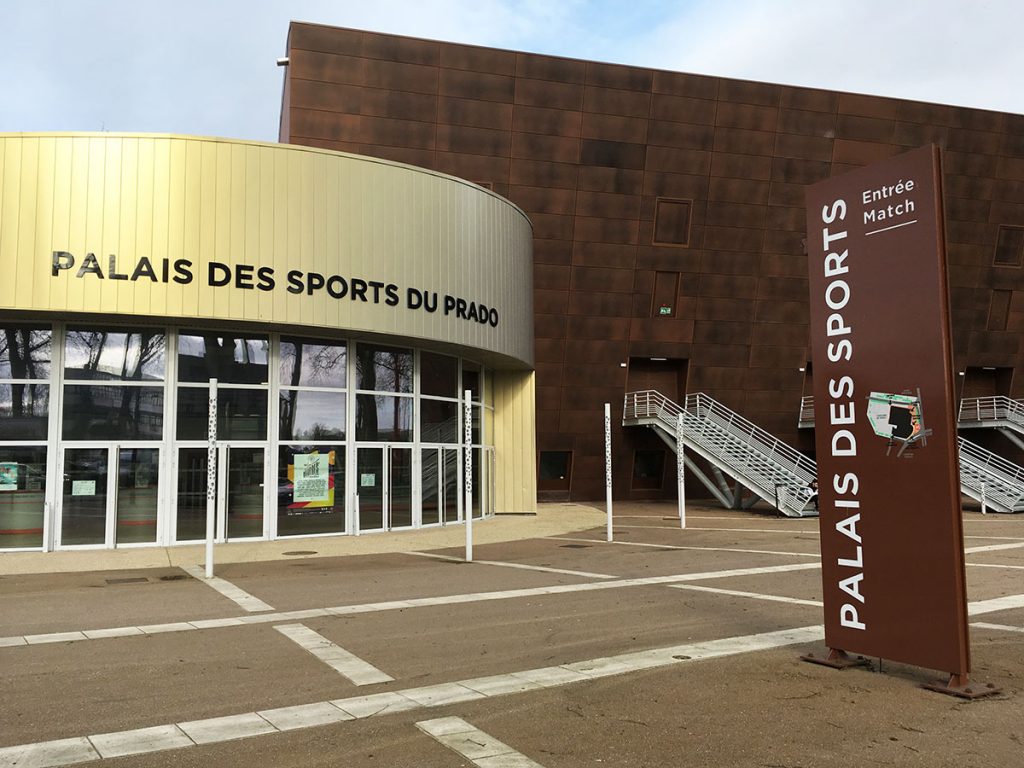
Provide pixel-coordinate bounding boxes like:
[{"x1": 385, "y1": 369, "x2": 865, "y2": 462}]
[{"x1": 1, "y1": 502, "x2": 1022, "y2": 768}]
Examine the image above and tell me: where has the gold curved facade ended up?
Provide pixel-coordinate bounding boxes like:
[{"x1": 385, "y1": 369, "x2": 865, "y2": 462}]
[
  {"x1": 0, "y1": 133, "x2": 533, "y2": 369},
  {"x1": 0, "y1": 134, "x2": 536, "y2": 552}
]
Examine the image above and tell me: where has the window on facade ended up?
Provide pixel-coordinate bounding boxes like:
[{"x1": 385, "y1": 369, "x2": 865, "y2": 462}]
[
  {"x1": 653, "y1": 198, "x2": 693, "y2": 247},
  {"x1": 632, "y1": 450, "x2": 665, "y2": 489},
  {"x1": 421, "y1": 352, "x2": 459, "y2": 398},
  {"x1": 0, "y1": 327, "x2": 51, "y2": 440},
  {"x1": 63, "y1": 385, "x2": 164, "y2": 440},
  {"x1": 0, "y1": 327, "x2": 52, "y2": 379},
  {"x1": 356, "y1": 344, "x2": 412, "y2": 393},
  {"x1": 279, "y1": 338, "x2": 346, "y2": 388},
  {"x1": 65, "y1": 329, "x2": 165, "y2": 381},
  {"x1": 355, "y1": 394, "x2": 412, "y2": 442},
  {"x1": 177, "y1": 388, "x2": 268, "y2": 440},
  {"x1": 62, "y1": 328, "x2": 167, "y2": 441},
  {"x1": 420, "y1": 398, "x2": 459, "y2": 444},
  {"x1": 178, "y1": 333, "x2": 269, "y2": 384},
  {"x1": 279, "y1": 390, "x2": 346, "y2": 441},
  {"x1": 994, "y1": 225, "x2": 1024, "y2": 267}
]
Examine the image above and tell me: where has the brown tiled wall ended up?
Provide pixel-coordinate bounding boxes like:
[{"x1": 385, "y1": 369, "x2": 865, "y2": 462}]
[{"x1": 281, "y1": 23, "x2": 1024, "y2": 502}]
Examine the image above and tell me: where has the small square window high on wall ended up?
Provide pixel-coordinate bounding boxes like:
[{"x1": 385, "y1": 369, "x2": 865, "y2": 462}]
[{"x1": 653, "y1": 198, "x2": 692, "y2": 247}]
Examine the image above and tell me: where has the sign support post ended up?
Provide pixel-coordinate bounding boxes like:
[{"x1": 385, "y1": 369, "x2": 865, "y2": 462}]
[
  {"x1": 465, "y1": 389, "x2": 473, "y2": 563},
  {"x1": 604, "y1": 403, "x2": 613, "y2": 543},
  {"x1": 205, "y1": 378, "x2": 217, "y2": 579},
  {"x1": 676, "y1": 412, "x2": 686, "y2": 529}
]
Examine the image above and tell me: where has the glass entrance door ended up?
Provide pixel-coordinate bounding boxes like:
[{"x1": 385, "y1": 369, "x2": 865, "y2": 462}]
[
  {"x1": 356, "y1": 445, "x2": 414, "y2": 532},
  {"x1": 422, "y1": 447, "x2": 460, "y2": 526},
  {"x1": 389, "y1": 447, "x2": 412, "y2": 528},
  {"x1": 356, "y1": 447, "x2": 384, "y2": 531},
  {"x1": 224, "y1": 446, "x2": 266, "y2": 539},
  {"x1": 60, "y1": 446, "x2": 160, "y2": 547},
  {"x1": 175, "y1": 444, "x2": 266, "y2": 542},
  {"x1": 60, "y1": 447, "x2": 109, "y2": 546}
]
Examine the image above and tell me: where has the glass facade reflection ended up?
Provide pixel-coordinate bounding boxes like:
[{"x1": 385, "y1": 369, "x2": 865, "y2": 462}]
[{"x1": 0, "y1": 323, "x2": 495, "y2": 550}]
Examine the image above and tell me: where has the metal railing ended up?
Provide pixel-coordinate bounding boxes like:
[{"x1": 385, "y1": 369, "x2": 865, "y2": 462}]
[
  {"x1": 957, "y1": 436, "x2": 1024, "y2": 512},
  {"x1": 958, "y1": 396, "x2": 1024, "y2": 430},
  {"x1": 623, "y1": 390, "x2": 817, "y2": 516},
  {"x1": 798, "y1": 396, "x2": 815, "y2": 427}
]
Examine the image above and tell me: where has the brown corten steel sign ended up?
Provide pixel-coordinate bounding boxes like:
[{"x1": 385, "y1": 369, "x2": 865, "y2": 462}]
[{"x1": 805, "y1": 144, "x2": 969, "y2": 676}]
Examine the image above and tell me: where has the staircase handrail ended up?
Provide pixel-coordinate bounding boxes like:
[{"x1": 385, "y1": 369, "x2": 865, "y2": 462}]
[
  {"x1": 623, "y1": 390, "x2": 817, "y2": 514},
  {"x1": 958, "y1": 437, "x2": 1024, "y2": 511},
  {"x1": 799, "y1": 395, "x2": 815, "y2": 424},
  {"x1": 957, "y1": 396, "x2": 1024, "y2": 426}
]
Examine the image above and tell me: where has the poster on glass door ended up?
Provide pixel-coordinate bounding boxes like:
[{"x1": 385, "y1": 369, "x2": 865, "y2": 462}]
[{"x1": 288, "y1": 451, "x2": 335, "y2": 511}]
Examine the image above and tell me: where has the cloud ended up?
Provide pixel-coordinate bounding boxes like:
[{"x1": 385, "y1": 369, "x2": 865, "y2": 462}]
[{"x1": 626, "y1": 0, "x2": 1024, "y2": 113}]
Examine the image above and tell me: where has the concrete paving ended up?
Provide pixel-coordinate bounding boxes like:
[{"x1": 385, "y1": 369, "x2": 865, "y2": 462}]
[{"x1": 0, "y1": 501, "x2": 1021, "y2": 767}]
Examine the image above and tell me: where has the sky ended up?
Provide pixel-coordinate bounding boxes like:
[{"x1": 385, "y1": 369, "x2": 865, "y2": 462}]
[{"x1": 2, "y1": 0, "x2": 1022, "y2": 143}]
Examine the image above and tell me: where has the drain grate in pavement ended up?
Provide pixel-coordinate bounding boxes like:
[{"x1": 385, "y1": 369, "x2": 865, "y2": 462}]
[
  {"x1": 159, "y1": 574, "x2": 187, "y2": 581},
  {"x1": 283, "y1": 550, "x2": 318, "y2": 556},
  {"x1": 105, "y1": 577, "x2": 148, "y2": 585},
  {"x1": 559, "y1": 544, "x2": 592, "y2": 549}
]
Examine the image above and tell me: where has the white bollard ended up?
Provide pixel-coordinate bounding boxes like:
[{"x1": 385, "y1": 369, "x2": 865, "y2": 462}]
[
  {"x1": 205, "y1": 378, "x2": 218, "y2": 579},
  {"x1": 676, "y1": 412, "x2": 686, "y2": 529},
  {"x1": 465, "y1": 389, "x2": 473, "y2": 562},
  {"x1": 981, "y1": 482, "x2": 987, "y2": 515},
  {"x1": 605, "y1": 403, "x2": 613, "y2": 543}
]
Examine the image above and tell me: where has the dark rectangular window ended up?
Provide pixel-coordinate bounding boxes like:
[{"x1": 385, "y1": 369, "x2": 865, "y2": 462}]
[
  {"x1": 62, "y1": 385, "x2": 164, "y2": 440},
  {"x1": 653, "y1": 198, "x2": 692, "y2": 246},
  {"x1": 0, "y1": 383, "x2": 49, "y2": 440},
  {"x1": 994, "y1": 225, "x2": 1024, "y2": 267},
  {"x1": 421, "y1": 352, "x2": 459, "y2": 398},
  {"x1": 177, "y1": 388, "x2": 268, "y2": 440},
  {"x1": 988, "y1": 290, "x2": 1012, "y2": 331}
]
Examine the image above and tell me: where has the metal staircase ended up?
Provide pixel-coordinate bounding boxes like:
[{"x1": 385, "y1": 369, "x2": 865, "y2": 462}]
[
  {"x1": 623, "y1": 390, "x2": 817, "y2": 517},
  {"x1": 797, "y1": 395, "x2": 1024, "y2": 513},
  {"x1": 957, "y1": 437, "x2": 1024, "y2": 513},
  {"x1": 958, "y1": 397, "x2": 1024, "y2": 450}
]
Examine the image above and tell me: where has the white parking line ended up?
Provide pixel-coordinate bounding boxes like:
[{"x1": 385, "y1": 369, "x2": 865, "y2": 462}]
[
  {"x1": 180, "y1": 565, "x2": 274, "y2": 612},
  {"x1": 1, "y1": 563, "x2": 821, "y2": 648},
  {"x1": 669, "y1": 584, "x2": 823, "y2": 607},
  {"x1": 273, "y1": 624, "x2": 393, "y2": 685},
  {"x1": 963, "y1": 542, "x2": 1024, "y2": 554},
  {"x1": 966, "y1": 562, "x2": 1024, "y2": 570},
  {"x1": 547, "y1": 535, "x2": 821, "y2": 559},
  {"x1": 418, "y1": 717, "x2": 545, "y2": 766},
  {"x1": 0, "y1": 624, "x2": 826, "y2": 767},
  {"x1": 971, "y1": 622, "x2": 1024, "y2": 634},
  {"x1": 612, "y1": 524, "x2": 1024, "y2": 542},
  {"x1": 967, "y1": 594, "x2": 1024, "y2": 615},
  {"x1": 406, "y1": 551, "x2": 618, "y2": 579}
]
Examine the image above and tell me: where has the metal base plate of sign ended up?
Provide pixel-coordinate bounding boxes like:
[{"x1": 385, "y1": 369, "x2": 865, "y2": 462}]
[
  {"x1": 799, "y1": 647, "x2": 873, "y2": 670},
  {"x1": 921, "y1": 675, "x2": 1002, "y2": 700}
]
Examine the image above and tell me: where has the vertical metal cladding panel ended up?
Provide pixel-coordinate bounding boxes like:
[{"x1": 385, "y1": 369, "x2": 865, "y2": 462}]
[{"x1": 0, "y1": 133, "x2": 534, "y2": 369}]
